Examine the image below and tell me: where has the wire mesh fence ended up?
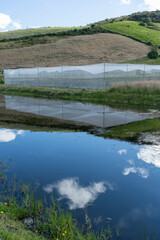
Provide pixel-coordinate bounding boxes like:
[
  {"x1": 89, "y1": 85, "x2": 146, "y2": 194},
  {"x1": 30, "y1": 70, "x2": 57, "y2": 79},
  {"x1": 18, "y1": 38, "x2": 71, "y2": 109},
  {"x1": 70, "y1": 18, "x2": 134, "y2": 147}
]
[{"x1": 4, "y1": 63, "x2": 160, "y2": 89}]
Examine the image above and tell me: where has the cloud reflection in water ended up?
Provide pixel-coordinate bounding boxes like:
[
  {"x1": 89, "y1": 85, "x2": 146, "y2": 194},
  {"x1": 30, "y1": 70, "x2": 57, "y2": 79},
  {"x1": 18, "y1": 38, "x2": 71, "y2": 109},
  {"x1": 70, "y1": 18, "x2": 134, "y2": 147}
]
[
  {"x1": 0, "y1": 129, "x2": 24, "y2": 142},
  {"x1": 137, "y1": 145, "x2": 160, "y2": 168},
  {"x1": 43, "y1": 178, "x2": 112, "y2": 210},
  {"x1": 118, "y1": 149, "x2": 127, "y2": 155},
  {"x1": 123, "y1": 167, "x2": 149, "y2": 178}
]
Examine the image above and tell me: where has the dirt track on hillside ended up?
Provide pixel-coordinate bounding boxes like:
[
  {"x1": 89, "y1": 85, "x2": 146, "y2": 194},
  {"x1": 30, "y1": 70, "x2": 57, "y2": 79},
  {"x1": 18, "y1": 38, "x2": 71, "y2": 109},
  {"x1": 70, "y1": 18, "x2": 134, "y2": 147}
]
[{"x1": 0, "y1": 33, "x2": 149, "y2": 71}]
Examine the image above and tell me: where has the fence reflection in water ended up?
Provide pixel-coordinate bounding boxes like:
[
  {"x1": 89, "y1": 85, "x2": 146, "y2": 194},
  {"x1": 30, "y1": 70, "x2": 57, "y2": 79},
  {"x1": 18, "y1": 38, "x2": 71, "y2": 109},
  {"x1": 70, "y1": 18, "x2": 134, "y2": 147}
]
[{"x1": 5, "y1": 95, "x2": 160, "y2": 128}]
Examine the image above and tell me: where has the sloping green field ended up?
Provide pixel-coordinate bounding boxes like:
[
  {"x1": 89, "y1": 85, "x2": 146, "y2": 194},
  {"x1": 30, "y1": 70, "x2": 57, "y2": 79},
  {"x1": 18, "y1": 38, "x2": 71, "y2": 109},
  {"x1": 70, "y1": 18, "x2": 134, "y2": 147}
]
[{"x1": 100, "y1": 21, "x2": 160, "y2": 46}]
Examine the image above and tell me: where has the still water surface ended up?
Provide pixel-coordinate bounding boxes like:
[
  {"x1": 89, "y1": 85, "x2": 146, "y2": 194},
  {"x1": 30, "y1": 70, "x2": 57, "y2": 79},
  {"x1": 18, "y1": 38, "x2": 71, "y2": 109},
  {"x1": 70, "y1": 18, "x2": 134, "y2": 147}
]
[
  {"x1": 5, "y1": 95, "x2": 160, "y2": 127},
  {"x1": 1, "y1": 128, "x2": 160, "y2": 239}
]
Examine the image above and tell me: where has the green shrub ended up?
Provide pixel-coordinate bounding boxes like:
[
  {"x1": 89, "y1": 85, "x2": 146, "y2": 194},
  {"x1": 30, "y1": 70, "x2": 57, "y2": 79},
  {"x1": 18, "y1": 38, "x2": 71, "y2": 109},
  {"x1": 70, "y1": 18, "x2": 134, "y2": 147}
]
[
  {"x1": 139, "y1": 22, "x2": 147, "y2": 27},
  {"x1": 147, "y1": 45, "x2": 159, "y2": 59}
]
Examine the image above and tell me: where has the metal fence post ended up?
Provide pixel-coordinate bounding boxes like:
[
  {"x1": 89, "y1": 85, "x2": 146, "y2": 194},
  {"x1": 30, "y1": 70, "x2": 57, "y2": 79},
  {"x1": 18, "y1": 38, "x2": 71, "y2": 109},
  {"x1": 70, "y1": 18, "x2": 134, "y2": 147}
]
[
  {"x1": 126, "y1": 64, "x2": 128, "y2": 85},
  {"x1": 104, "y1": 63, "x2": 105, "y2": 89}
]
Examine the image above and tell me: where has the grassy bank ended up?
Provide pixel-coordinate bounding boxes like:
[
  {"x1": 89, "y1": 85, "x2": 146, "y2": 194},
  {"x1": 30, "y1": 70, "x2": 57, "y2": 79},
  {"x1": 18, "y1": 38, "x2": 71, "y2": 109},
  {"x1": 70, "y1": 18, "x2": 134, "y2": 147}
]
[
  {"x1": 101, "y1": 118, "x2": 160, "y2": 141},
  {"x1": 0, "y1": 215, "x2": 47, "y2": 240},
  {"x1": 1, "y1": 82, "x2": 160, "y2": 111}
]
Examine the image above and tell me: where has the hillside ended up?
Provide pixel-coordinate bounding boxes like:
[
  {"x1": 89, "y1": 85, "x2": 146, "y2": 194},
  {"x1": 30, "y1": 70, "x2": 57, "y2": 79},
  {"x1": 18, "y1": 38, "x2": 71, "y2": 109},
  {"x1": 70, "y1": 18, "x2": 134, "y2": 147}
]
[
  {"x1": 1, "y1": 10, "x2": 160, "y2": 71},
  {"x1": 0, "y1": 33, "x2": 149, "y2": 71}
]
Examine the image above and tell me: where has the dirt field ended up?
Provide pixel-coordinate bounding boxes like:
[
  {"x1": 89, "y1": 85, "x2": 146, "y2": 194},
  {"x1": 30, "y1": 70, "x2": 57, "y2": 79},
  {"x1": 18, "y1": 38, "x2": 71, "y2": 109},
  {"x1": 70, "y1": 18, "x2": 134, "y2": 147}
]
[{"x1": 0, "y1": 33, "x2": 149, "y2": 71}]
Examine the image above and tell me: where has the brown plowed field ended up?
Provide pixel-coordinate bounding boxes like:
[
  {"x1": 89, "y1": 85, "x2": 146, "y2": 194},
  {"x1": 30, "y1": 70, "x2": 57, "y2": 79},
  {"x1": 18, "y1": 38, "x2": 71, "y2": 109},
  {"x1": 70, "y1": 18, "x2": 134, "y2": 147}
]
[{"x1": 0, "y1": 33, "x2": 149, "y2": 71}]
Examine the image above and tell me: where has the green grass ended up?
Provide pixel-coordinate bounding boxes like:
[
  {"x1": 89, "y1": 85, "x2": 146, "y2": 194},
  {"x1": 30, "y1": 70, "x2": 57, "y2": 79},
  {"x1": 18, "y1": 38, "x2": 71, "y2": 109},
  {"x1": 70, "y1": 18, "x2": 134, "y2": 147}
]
[
  {"x1": 123, "y1": 56, "x2": 160, "y2": 65},
  {"x1": 100, "y1": 21, "x2": 160, "y2": 46},
  {"x1": 101, "y1": 118, "x2": 160, "y2": 140},
  {"x1": 0, "y1": 215, "x2": 47, "y2": 240},
  {"x1": 0, "y1": 26, "x2": 82, "y2": 39}
]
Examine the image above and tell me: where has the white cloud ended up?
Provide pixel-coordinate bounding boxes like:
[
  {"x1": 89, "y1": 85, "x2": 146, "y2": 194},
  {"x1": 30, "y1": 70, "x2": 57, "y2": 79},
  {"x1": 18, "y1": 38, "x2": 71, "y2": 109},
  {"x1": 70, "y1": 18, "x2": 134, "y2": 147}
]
[
  {"x1": 120, "y1": 0, "x2": 131, "y2": 4},
  {"x1": 0, "y1": 13, "x2": 21, "y2": 31},
  {"x1": 0, "y1": 129, "x2": 24, "y2": 142},
  {"x1": 43, "y1": 178, "x2": 113, "y2": 210},
  {"x1": 30, "y1": 25, "x2": 40, "y2": 29},
  {"x1": 123, "y1": 167, "x2": 149, "y2": 178},
  {"x1": 0, "y1": 13, "x2": 12, "y2": 29},
  {"x1": 12, "y1": 21, "x2": 21, "y2": 29},
  {"x1": 144, "y1": 0, "x2": 160, "y2": 10}
]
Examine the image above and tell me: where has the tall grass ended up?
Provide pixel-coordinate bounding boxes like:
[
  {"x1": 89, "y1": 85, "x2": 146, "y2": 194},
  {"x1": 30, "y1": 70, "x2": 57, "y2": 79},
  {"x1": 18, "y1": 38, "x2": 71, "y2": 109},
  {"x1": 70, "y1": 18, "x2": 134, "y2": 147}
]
[{"x1": 116, "y1": 80, "x2": 160, "y2": 89}]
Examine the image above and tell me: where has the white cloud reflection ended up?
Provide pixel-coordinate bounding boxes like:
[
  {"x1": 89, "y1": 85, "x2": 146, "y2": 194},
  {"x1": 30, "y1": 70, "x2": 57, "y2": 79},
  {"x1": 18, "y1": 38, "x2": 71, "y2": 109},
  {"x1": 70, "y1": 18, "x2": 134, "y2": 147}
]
[
  {"x1": 118, "y1": 205, "x2": 160, "y2": 229},
  {"x1": 118, "y1": 149, "x2": 127, "y2": 155},
  {"x1": 123, "y1": 167, "x2": 149, "y2": 178},
  {"x1": 127, "y1": 159, "x2": 134, "y2": 165},
  {"x1": 0, "y1": 129, "x2": 24, "y2": 142},
  {"x1": 43, "y1": 178, "x2": 113, "y2": 210},
  {"x1": 137, "y1": 145, "x2": 160, "y2": 168}
]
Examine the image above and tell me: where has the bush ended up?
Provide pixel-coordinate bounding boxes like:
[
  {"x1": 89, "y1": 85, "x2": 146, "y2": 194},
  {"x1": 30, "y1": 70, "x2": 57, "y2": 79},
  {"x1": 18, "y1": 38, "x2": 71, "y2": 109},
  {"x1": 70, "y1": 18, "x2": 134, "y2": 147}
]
[
  {"x1": 147, "y1": 51, "x2": 158, "y2": 59},
  {"x1": 139, "y1": 22, "x2": 147, "y2": 27},
  {"x1": 147, "y1": 45, "x2": 159, "y2": 59}
]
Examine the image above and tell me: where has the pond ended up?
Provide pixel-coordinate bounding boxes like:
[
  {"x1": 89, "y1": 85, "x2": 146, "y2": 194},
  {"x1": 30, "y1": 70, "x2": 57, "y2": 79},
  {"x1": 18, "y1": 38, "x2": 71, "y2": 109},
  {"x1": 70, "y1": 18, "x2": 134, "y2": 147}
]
[{"x1": 1, "y1": 95, "x2": 160, "y2": 239}]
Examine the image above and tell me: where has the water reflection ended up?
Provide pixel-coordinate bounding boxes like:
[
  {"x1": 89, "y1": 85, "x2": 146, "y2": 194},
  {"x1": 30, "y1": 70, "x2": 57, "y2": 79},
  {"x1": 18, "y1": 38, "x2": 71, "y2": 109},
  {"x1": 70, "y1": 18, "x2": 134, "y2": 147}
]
[
  {"x1": 123, "y1": 167, "x2": 149, "y2": 178},
  {"x1": 118, "y1": 149, "x2": 127, "y2": 155},
  {"x1": 1, "y1": 127, "x2": 160, "y2": 239},
  {"x1": 138, "y1": 145, "x2": 160, "y2": 168},
  {"x1": 138, "y1": 134, "x2": 160, "y2": 168},
  {"x1": 43, "y1": 178, "x2": 113, "y2": 210},
  {"x1": 5, "y1": 95, "x2": 160, "y2": 128},
  {"x1": 0, "y1": 129, "x2": 24, "y2": 142},
  {"x1": 118, "y1": 205, "x2": 160, "y2": 229}
]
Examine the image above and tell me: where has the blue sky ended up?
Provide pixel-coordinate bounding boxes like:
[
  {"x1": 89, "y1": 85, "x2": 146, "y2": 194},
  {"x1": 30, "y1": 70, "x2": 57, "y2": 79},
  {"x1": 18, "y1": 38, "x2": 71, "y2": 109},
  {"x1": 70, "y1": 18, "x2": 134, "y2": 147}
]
[{"x1": 0, "y1": 0, "x2": 159, "y2": 31}]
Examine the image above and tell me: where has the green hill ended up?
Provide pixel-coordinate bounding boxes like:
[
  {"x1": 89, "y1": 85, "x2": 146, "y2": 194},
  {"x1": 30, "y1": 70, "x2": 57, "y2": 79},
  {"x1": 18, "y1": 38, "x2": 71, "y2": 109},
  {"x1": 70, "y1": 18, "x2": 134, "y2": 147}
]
[
  {"x1": 1, "y1": 10, "x2": 160, "y2": 70},
  {"x1": 1, "y1": 10, "x2": 160, "y2": 49},
  {"x1": 98, "y1": 21, "x2": 160, "y2": 46}
]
